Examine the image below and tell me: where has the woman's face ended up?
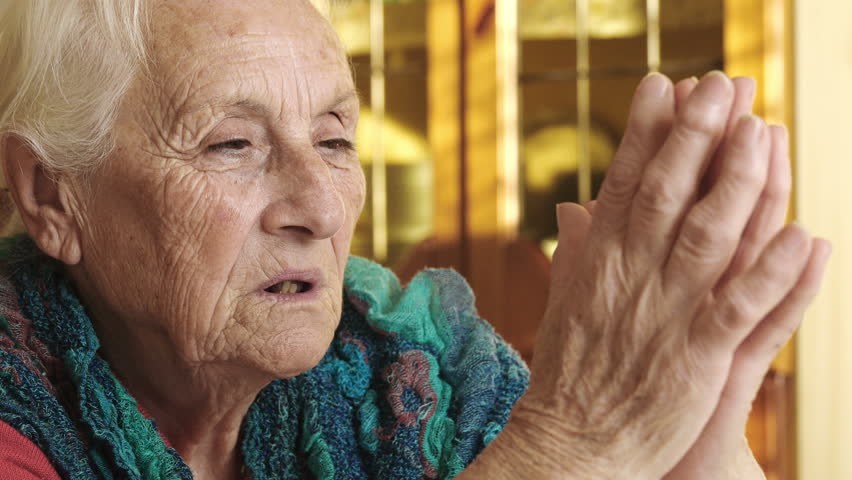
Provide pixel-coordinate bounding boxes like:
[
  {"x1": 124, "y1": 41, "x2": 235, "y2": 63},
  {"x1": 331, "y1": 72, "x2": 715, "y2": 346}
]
[{"x1": 72, "y1": 0, "x2": 365, "y2": 378}]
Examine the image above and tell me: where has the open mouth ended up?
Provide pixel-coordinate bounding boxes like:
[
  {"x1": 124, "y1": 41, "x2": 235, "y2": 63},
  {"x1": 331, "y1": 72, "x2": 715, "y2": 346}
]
[{"x1": 264, "y1": 280, "x2": 312, "y2": 295}]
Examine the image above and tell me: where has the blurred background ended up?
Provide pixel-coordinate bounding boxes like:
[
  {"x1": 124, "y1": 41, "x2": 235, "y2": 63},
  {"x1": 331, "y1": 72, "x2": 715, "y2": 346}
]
[{"x1": 312, "y1": 1, "x2": 852, "y2": 478}]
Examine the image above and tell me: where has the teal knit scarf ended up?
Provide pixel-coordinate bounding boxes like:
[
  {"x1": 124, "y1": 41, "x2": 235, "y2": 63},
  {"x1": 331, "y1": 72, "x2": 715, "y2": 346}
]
[{"x1": 0, "y1": 236, "x2": 529, "y2": 479}]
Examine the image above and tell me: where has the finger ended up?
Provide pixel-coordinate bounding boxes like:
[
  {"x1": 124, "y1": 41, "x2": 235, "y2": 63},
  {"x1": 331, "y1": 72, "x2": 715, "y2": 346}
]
[
  {"x1": 674, "y1": 76, "x2": 698, "y2": 112},
  {"x1": 625, "y1": 71, "x2": 735, "y2": 264},
  {"x1": 593, "y1": 73, "x2": 674, "y2": 238},
  {"x1": 729, "y1": 237, "x2": 831, "y2": 388},
  {"x1": 727, "y1": 78, "x2": 757, "y2": 134},
  {"x1": 701, "y1": 77, "x2": 757, "y2": 196},
  {"x1": 717, "y1": 125, "x2": 791, "y2": 290},
  {"x1": 664, "y1": 115, "x2": 770, "y2": 298},
  {"x1": 583, "y1": 200, "x2": 598, "y2": 216},
  {"x1": 693, "y1": 223, "x2": 813, "y2": 355},
  {"x1": 696, "y1": 239, "x2": 830, "y2": 443},
  {"x1": 553, "y1": 202, "x2": 593, "y2": 282}
]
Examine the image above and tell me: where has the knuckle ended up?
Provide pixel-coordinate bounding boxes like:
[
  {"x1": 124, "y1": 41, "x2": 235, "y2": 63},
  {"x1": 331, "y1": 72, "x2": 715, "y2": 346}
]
[
  {"x1": 677, "y1": 105, "x2": 724, "y2": 140},
  {"x1": 599, "y1": 154, "x2": 642, "y2": 203},
  {"x1": 759, "y1": 249, "x2": 799, "y2": 283},
  {"x1": 678, "y1": 209, "x2": 736, "y2": 260},
  {"x1": 635, "y1": 173, "x2": 682, "y2": 216},
  {"x1": 716, "y1": 290, "x2": 757, "y2": 333},
  {"x1": 726, "y1": 157, "x2": 765, "y2": 189}
]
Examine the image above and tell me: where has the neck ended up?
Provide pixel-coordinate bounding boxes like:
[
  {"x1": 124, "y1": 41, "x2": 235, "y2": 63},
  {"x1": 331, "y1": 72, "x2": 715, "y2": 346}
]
[
  {"x1": 84, "y1": 306, "x2": 271, "y2": 480},
  {"x1": 143, "y1": 398, "x2": 248, "y2": 480}
]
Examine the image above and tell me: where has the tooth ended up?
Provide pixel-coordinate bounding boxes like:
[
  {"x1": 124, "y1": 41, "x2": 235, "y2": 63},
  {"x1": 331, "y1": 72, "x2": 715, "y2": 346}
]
[{"x1": 289, "y1": 282, "x2": 298, "y2": 294}]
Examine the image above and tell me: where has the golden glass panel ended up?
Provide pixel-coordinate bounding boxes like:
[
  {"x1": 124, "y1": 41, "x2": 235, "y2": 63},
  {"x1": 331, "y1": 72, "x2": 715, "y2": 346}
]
[
  {"x1": 326, "y1": 0, "x2": 425, "y2": 55},
  {"x1": 519, "y1": 0, "x2": 723, "y2": 252},
  {"x1": 520, "y1": 0, "x2": 722, "y2": 40}
]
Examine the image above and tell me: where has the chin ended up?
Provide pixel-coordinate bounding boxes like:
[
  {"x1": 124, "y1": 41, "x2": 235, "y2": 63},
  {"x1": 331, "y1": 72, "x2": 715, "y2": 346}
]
[{"x1": 263, "y1": 324, "x2": 337, "y2": 379}]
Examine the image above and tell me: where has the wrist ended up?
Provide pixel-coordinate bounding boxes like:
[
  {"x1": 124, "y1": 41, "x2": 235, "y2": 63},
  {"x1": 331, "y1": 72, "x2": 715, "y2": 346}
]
[{"x1": 457, "y1": 396, "x2": 653, "y2": 480}]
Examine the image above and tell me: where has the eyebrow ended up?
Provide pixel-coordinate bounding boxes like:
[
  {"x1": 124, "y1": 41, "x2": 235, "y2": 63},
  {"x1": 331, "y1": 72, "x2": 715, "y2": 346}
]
[{"x1": 196, "y1": 88, "x2": 361, "y2": 119}]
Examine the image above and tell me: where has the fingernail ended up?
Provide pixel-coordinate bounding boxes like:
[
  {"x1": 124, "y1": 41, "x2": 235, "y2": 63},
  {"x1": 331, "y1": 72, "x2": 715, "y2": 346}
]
[
  {"x1": 556, "y1": 203, "x2": 570, "y2": 231},
  {"x1": 701, "y1": 70, "x2": 727, "y2": 80},
  {"x1": 638, "y1": 72, "x2": 670, "y2": 98},
  {"x1": 735, "y1": 114, "x2": 764, "y2": 144},
  {"x1": 742, "y1": 77, "x2": 756, "y2": 103},
  {"x1": 678, "y1": 76, "x2": 698, "y2": 88},
  {"x1": 675, "y1": 76, "x2": 698, "y2": 90},
  {"x1": 693, "y1": 71, "x2": 733, "y2": 105}
]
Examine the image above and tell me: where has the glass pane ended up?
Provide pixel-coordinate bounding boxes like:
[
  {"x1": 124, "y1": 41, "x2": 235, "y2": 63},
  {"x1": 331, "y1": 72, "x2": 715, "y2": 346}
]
[
  {"x1": 660, "y1": 2, "x2": 723, "y2": 78},
  {"x1": 518, "y1": 0, "x2": 725, "y2": 257},
  {"x1": 519, "y1": 35, "x2": 644, "y2": 253},
  {"x1": 326, "y1": 0, "x2": 433, "y2": 268}
]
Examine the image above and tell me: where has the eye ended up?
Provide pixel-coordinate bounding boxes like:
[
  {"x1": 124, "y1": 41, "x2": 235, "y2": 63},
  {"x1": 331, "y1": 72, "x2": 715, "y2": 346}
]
[
  {"x1": 318, "y1": 138, "x2": 355, "y2": 152},
  {"x1": 209, "y1": 139, "x2": 251, "y2": 152}
]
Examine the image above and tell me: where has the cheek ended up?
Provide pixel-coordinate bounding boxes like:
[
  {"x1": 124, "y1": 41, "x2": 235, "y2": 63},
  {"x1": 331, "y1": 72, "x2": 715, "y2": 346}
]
[
  {"x1": 331, "y1": 168, "x2": 366, "y2": 268},
  {"x1": 158, "y1": 170, "x2": 254, "y2": 239},
  {"x1": 341, "y1": 166, "x2": 366, "y2": 227},
  {"x1": 155, "y1": 173, "x2": 263, "y2": 290},
  {"x1": 75, "y1": 166, "x2": 261, "y2": 345},
  {"x1": 215, "y1": 207, "x2": 238, "y2": 225},
  {"x1": 147, "y1": 173, "x2": 267, "y2": 356}
]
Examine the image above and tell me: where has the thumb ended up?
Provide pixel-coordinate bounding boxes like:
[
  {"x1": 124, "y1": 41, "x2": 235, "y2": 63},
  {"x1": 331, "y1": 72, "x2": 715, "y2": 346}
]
[{"x1": 552, "y1": 202, "x2": 592, "y2": 283}]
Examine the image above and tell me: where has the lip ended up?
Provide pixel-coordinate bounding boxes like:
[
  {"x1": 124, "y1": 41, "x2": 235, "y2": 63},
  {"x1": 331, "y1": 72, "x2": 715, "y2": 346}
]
[{"x1": 257, "y1": 269, "x2": 324, "y2": 302}]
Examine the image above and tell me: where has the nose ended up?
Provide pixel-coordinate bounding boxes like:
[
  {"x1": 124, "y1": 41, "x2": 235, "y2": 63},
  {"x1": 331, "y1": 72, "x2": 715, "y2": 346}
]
[{"x1": 261, "y1": 148, "x2": 346, "y2": 240}]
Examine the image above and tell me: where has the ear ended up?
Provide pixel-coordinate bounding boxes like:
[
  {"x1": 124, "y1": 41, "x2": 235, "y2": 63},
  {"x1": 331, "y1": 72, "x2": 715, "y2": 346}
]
[{"x1": 2, "y1": 135, "x2": 82, "y2": 265}]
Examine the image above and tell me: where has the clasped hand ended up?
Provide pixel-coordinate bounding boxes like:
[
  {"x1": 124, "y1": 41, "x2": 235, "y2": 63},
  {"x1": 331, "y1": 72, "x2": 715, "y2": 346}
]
[{"x1": 461, "y1": 72, "x2": 831, "y2": 480}]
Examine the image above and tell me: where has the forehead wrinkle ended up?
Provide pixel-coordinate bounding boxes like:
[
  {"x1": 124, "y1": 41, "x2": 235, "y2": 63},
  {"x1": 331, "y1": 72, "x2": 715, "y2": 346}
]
[
  {"x1": 173, "y1": 72, "x2": 356, "y2": 127},
  {"x1": 163, "y1": 49, "x2": 348, "y2": 116},
  {"x1": 141, "y1": 5, "x2": 355, "y2": 147},
  {"x1": 280, "y1": 33, "x2": 312, "y2": 124}
]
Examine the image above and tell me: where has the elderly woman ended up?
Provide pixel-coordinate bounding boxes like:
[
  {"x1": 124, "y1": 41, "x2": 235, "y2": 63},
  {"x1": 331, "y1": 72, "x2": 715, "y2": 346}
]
[{"x1": 0, "y1": 1, "x2": 830, "y2": 479}]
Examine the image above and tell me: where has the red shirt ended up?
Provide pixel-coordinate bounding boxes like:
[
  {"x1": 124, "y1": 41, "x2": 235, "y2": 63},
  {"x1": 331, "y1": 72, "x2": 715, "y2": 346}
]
[{"x1": 0, "y1": 420, "x2": 61, "y2": 480}]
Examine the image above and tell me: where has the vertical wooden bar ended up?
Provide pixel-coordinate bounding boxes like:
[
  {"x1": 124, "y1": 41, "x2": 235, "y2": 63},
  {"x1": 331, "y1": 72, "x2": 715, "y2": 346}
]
[
  {"x1": 427, "y1": 0, "x2": 463, "y2": 250},
  {"x1": 496, "y1": 0, "x2": 519, "y2": 238},
  {"x1": 725, "y1": 0, "x2": 767, "y2": 114},
  {"x1": 646, "y1": 0, "x2": 660, "y2": 72},
  {"x1": 462, "y1": 0, "x2": 502, "y2": 324},
  {"x1": 575, "y1": 0, "x2": 591, "y2": 204},
  {"x1": 369, "y1": 0, "x2": 388, "y2": 262}
]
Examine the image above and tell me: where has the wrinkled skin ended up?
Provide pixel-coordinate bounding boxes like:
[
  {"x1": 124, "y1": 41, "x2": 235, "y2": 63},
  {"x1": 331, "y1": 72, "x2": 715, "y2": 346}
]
[
  {"x1": 63, "y1": 1, "x2": 364, "y2": 477},
  {"x1": 458, "y1": 73, "x2": 830, "y2": 480}
]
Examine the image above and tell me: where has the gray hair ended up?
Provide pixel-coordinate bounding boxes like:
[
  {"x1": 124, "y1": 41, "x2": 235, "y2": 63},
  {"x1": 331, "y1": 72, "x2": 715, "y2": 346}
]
[
  {"x1": 0, "y1": 0, "x2": 341, "y2": 180},
  {"x1": 0, "y1": 0, "x2": 147, "y2": 177}
]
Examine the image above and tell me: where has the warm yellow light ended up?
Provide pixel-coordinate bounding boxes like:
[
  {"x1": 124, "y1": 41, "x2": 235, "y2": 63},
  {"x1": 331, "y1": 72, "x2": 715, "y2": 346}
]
[
  {"x1": 519, "y1": 0, "x2": 723, "y2": 40},
  {"x1": 356, "y1": 108, "x2": 429, "y2": 165},
  {"x1": 523, "y1": 124, "x2": 614, "y2": 192},
  {"x1": 325, "y1": 0, "x2": 426, "y2": 54}
]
